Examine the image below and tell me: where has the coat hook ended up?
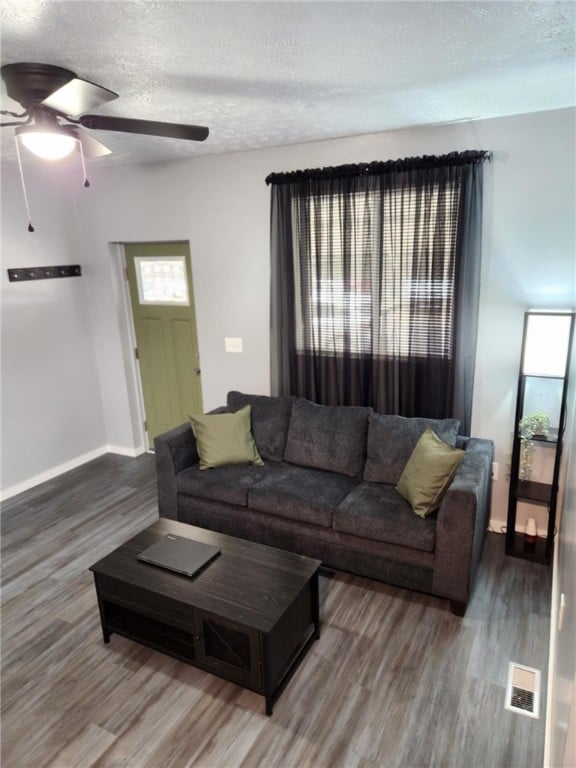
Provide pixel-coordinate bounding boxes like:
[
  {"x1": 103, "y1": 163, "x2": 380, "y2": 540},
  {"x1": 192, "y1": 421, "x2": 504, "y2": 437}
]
[{"x1": 7, "y1": 265, "x2": 82, "y2": 282}]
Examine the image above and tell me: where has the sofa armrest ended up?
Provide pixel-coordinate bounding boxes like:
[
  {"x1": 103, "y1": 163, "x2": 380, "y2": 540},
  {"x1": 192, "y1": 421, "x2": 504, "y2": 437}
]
[
  {"x1": 154, "y1": 423, "x2": 198, "y2": 520},
  {"x1": 432, "y1": 437, "x2": 494, "y2": 610},
  {"x1": 154, "y1": 406, "x2": 231, "y2": 520}
]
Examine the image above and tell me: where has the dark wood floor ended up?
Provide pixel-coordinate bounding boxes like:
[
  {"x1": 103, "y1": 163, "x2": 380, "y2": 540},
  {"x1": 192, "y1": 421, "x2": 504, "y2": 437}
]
[{"x1": 1, "y1": 454, "x2": 551, "y2": 768}]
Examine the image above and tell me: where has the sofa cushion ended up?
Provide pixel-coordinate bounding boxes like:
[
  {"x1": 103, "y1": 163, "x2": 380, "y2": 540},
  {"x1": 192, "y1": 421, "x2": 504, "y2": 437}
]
[
  {"x1": 227, "y1": 391, "x2": 293, "y2": 463},
  {"x1": 189, "y1": 405, "x2": 263, "y2": 470},
  {"x1": 177, "y1": 463, "x2": 269, "y2": 507},
  {"x1": 248, "y1": 464, "x2": 358, "y2": 528},
  {"x1": 334, "y1": 482, "x2": 436, "y2": 553},
  {"x1": 363, "y1": 413, "x2": 460, "y2": 485},
  {"x1": 284, "y1": 398, "x2": 371, "y2": 477},
  {"x1": 396, "y1": 428, "x2": 465, "y2": 518}
]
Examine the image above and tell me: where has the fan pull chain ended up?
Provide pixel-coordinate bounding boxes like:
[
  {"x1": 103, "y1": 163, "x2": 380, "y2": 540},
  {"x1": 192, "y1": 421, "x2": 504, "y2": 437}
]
[
  {"x1": 78, "y1": 140, "x2": 90, "y2": 187},
  {"x1": 14, "y1": 137, "x2": 34, "y2": 232}
]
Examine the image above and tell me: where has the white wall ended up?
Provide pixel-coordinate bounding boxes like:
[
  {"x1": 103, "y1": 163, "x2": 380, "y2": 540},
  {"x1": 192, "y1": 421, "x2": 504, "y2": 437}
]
[
  {"x1": 76, "y1": 107, "x2": 575, "y2": 527},
  {"x1": 0, "y1": 162, "x2": 107, "y2": 495},
  {"x1": 546, "y1": 329, "x2": 576, "y2": 767}
]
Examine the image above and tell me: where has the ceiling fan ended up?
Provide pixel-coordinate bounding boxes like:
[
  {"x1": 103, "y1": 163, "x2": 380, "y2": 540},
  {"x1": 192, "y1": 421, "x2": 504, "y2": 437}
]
[
  {"x1": 1, "y1": 62, "x2": 209, "y2": 160},
  {"x1": 2, "y1": 63, "x2": 209, "y2": 231}
]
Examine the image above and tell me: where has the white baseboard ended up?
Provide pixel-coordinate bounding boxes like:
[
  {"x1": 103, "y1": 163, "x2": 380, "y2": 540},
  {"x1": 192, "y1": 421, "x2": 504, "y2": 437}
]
[
  {"x1": 106, "y1": 443, "x2": 147, "y2": 458},
  {"x1": 0, "y1": 444, "x2": 147, "y2": 503}
]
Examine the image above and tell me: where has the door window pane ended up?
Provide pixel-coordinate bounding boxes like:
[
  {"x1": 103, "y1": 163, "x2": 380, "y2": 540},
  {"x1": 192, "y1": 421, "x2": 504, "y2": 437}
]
[{"x1": 135, "y1": 256, "x2": 190, "y2": 305}]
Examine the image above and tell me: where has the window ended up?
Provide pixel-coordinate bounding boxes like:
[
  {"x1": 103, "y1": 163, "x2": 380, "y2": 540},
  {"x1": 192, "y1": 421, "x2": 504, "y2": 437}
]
[
  {"x1": 135, "y1": 256, "x2": 190, "y2": 305},
  {"x1": 292, "y1": 183, "x2": 460, "y2": 360}
]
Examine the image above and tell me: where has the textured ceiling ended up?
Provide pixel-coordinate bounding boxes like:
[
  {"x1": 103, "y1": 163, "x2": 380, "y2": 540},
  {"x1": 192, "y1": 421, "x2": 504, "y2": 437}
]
[{"x1": 1, "y1": 0, "x2": 575, "y2": 165}]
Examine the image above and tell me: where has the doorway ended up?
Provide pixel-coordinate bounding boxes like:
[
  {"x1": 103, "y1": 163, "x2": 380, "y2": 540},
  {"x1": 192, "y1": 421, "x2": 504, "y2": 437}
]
[{"x1": 124, "y1": 241, "x2": 203, "y2": 448}]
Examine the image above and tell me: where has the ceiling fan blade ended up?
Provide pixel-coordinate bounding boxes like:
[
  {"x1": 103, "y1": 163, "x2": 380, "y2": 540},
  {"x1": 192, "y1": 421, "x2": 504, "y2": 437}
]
[
  {"x1": 42, "y1": 78, "x2": 118, "y2": 117},
  {"x1": 78, "y1": 114, "x2": 209, "y2": 142},
  {"x1": 65, "y1": 126, "x2": 112, "y2": 157}
]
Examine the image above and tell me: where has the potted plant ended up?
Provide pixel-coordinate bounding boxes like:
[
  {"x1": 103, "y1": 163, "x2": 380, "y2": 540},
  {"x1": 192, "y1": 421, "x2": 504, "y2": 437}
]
[{"x1": 518, "y1": 412, "x2": 549, "y2": 481}]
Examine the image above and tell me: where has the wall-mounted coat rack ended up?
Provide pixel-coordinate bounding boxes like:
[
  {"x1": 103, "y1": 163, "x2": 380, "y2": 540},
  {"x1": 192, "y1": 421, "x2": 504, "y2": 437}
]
[{"x1": 7, "y1": 265, "x2": 82, "y2": 282}]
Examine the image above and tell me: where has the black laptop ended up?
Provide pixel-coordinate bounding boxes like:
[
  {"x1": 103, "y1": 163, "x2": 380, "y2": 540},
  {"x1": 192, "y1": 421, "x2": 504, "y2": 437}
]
[{"x1": 137, "y1": 534, "x2": 221, "y2": 578}]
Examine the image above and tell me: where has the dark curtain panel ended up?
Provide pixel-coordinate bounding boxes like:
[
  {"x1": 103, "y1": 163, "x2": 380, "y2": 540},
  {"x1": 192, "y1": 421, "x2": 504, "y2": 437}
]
[{"x1": 267, "y1": 151, "x2": 489, "y2": 434}]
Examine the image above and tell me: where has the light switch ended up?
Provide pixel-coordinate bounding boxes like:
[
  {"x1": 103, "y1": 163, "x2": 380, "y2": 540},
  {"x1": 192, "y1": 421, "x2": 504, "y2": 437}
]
[{"x1": 225, "y1": 337, "x2": 243, "y2": 353}]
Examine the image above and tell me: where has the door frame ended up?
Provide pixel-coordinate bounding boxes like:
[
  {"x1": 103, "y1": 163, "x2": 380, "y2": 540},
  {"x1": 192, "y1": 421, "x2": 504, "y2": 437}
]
[{"x1": 114, "y1": 241, "x2": 147, "y2": 453}]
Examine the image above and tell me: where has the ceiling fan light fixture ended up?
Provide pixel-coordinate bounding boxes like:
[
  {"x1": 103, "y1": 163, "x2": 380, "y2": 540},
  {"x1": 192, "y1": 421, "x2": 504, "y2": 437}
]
[{"x1": 16, "y1": 125, "x2": 77, "y2": 160}]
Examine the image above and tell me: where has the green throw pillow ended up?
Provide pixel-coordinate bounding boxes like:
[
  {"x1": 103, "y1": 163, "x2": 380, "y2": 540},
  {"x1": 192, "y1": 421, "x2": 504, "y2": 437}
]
[
  {"x1": 189, "y1": 405, "x2": 264, "y2": 470},
  {"x1": 396, "y1": 427, "x2": 464, "y2": 518}
]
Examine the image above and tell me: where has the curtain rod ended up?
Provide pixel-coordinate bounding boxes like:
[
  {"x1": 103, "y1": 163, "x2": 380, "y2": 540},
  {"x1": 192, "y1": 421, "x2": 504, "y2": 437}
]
[{"x1": 265, "y1": 150, "x2": 492, "y2": 186}]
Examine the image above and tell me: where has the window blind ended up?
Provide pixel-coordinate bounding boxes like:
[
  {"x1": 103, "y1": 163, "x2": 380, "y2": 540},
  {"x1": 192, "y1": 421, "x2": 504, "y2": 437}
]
[{"x1": 291, "y1": 182, "x2": 460, "y2": 359}]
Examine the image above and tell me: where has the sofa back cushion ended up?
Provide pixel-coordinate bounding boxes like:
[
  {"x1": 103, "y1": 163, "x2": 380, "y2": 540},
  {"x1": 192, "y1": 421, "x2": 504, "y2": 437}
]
[
  {"x1": 363, "y1": 413, "x2": 460, "y2": 485},
  {"x1": 227, "y1": 391, "x2": 294, "y2": 463},
  {"x1": 284, "y1": 398, "x2": 371, "y2": 477}
]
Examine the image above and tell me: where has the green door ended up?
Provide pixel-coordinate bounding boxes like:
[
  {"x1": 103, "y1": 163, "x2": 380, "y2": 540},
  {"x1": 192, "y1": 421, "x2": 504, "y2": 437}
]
[{"x1": 125, "y1": 242, "x2": 203, "y2": 448}]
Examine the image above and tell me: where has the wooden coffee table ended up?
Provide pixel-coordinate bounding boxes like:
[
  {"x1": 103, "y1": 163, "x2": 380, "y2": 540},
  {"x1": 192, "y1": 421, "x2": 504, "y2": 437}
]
[{"x1": 90, "y1": 518, "x2": 321, "y2": 715}]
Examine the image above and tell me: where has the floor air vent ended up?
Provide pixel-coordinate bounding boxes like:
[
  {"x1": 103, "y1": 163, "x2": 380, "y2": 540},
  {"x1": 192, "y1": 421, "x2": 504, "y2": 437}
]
[{"x1": 505, "y1": 662, "x2": 541, "y2": 719}]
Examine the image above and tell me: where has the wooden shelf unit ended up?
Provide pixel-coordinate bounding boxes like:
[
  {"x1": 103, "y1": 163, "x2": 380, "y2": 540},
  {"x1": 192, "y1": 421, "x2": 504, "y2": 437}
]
[{"x1": 505, "y1": 312, "x2": 574, "y2": 565}]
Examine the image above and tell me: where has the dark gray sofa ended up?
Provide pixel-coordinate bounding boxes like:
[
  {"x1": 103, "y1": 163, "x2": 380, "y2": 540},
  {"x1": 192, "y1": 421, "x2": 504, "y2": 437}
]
[{"x1": 155, "y1": 391, "x2": 493, "y2": 615}]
